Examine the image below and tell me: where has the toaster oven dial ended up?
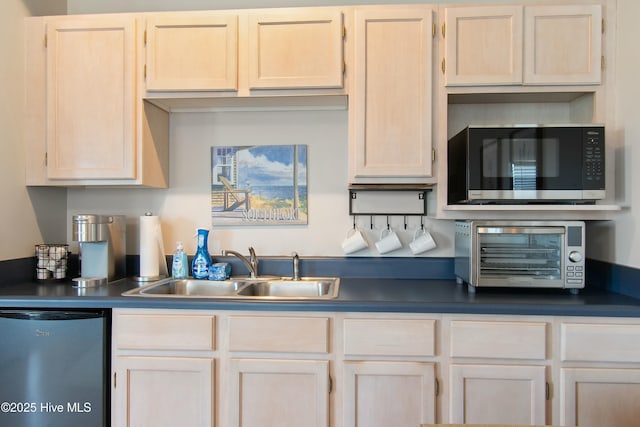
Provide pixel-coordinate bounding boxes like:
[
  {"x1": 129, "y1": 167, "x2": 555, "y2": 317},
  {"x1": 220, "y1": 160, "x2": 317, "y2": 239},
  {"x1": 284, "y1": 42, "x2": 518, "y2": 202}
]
[{"x1": 568, "y1": 251, "x2": 583, "y2": 263}]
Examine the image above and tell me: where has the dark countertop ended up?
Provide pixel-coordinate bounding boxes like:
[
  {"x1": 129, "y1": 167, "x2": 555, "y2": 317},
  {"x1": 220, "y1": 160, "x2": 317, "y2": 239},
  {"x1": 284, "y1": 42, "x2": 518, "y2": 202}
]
[{"x1": 2, "y1": 277, "x2": 640, "y2": 317}]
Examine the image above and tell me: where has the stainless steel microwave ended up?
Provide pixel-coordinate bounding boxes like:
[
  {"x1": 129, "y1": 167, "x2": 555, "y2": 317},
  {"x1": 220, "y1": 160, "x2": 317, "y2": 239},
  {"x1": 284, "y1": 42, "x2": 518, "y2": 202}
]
[
  {"x1": 447, "y1": 125, "x2": 605, "y2": 204},
  {"x1": 454, "y1": 220, "x2": 586, "y2": 293}
]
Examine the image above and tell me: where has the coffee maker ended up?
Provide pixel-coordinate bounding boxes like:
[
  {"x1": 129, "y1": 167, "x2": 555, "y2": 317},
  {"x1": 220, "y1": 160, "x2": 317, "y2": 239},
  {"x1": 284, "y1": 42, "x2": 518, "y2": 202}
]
[{"x1": 72, "y1": 214, "x2": 126, "y2": 287}]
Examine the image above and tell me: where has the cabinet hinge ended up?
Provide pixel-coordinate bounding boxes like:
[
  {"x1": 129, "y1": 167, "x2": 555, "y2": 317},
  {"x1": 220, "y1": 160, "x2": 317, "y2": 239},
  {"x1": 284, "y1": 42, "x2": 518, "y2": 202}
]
[
  {"x1": 441, "y1": 58, "x2": 445, "y2": 75},
  {"x1": 602, "y1": 18, "x2": 605, "y2": 34},
  {"x1": 432, "y1": 22, "x2": 436, "y2": 38},
  {"x1": 113, "y1": 372, "x2": 117, "y2": 389},
  {"x1": 432, "y1": 148, "x2": 436, "y2": 162},
  {"x1": 144, "y1": 64, "x2": 147, "y2": 80},
  {"x1": 545, "y1": 382, "x2": 550, "y2": 400},
  {"x1": 44, "y1": 152, "x2": 47, "y2": 167},
  {"x1": 329, "y1": 375, "x2": 333, "y2": 394},
  {"x1": 435, "y1": 378, "x2": 440, "y2": 396},
  {"x1": 441, "y1": 22, "x2": 446, "y2": 38},
  {"x1": 342, "y1": 25, "x2": 346, "y2": 40},
  {"x1": 343, "y1": 60, "x2": 346, "y2": 75},
  {"x1": 144, "y1": 29, "x2": 147, "y2": 45},
  {"x1": 43, "y1": 33, "x2": 47, "y2": 48},
  {"x1": 601, "y1": 55, "x2": 606, "y2": 70}
]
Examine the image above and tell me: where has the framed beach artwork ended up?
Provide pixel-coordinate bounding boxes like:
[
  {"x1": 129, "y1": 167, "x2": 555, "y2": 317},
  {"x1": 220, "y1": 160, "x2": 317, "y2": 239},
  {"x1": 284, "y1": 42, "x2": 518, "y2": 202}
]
[{"x1": 211, "y1": 145, "x2": 308, "y2": 226}]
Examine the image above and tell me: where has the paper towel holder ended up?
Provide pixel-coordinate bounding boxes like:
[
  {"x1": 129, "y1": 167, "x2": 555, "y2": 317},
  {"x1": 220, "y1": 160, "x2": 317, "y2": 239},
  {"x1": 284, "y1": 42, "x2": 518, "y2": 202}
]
[{"x1": 135, "y1": 212, "x2": 169, "y2": 283}]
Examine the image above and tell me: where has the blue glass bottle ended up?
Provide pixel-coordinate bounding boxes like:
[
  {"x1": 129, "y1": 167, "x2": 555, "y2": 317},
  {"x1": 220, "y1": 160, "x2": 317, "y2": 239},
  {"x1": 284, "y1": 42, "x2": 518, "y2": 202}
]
[{"x1": 191, "y1": 229, "x2": 212, "y2": 279}]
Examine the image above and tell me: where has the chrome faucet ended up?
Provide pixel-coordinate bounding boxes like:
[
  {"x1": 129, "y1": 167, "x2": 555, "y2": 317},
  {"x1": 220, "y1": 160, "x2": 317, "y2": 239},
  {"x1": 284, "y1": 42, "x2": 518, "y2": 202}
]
[
  {"x1": 221, "y1": 247, "x2": 259, "y2": 278},
  {"x1": 292, "y1": 252, "x2": 300, "y2": 281}
]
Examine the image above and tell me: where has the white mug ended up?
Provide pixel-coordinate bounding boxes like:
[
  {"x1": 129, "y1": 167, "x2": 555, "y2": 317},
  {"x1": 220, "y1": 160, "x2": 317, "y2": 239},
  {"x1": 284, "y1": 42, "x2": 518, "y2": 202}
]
[
  {"x1": 410, "y1": 228, "x2": 436, "y2": 255},
  {"x1": 341, "y1": 227, "x2": 369, "y2": 254},
  {"x1": 375, "y1": 228, "x2": 403, "y2": 254}
]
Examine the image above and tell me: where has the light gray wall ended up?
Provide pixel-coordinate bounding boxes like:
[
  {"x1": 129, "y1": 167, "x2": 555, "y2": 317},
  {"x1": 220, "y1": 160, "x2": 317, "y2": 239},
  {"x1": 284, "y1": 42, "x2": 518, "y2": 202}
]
[{"x1": 0, "y1": 0, "x2": 66, "y2": 261}]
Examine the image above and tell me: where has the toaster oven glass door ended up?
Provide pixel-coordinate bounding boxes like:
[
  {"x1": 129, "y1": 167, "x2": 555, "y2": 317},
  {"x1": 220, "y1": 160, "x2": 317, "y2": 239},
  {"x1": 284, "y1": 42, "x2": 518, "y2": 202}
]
[{"x1": 476, "y1": 226, "x2": 564, "y2": 284}]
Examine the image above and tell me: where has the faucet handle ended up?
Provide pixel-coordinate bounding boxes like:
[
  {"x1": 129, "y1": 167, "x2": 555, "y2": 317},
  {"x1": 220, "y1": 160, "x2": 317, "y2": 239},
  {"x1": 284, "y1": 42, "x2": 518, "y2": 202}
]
[{"x1": 292, "y1": 251, "x2": 300, "y2": 280}]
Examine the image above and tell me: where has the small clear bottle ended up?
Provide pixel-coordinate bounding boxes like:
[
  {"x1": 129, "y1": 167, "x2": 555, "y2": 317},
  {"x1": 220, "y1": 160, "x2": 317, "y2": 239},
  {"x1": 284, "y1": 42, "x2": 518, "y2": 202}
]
[
  {"x1": 191, "y1": 229, "x2": 212, "y2": 279},
  {"x1": 171, "y1": 241, "x2": 188, "y2": 279}
]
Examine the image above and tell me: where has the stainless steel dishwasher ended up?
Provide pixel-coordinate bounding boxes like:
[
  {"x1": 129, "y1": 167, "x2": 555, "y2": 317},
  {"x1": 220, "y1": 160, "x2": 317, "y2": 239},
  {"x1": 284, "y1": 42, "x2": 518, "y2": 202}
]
[{"x1": 0, "y1": 309, "x2": 109, "y2": 427}]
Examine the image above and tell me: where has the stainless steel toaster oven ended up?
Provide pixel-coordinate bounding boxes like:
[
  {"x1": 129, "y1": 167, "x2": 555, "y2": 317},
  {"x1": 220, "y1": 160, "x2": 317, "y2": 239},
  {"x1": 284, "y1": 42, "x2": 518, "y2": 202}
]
[{"x1": 455, "y1": 220, "x2": 585, "y2": 292}]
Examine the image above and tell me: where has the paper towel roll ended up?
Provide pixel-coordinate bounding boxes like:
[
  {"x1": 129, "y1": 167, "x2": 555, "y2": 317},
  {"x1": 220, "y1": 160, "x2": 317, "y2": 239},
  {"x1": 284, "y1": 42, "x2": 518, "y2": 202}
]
[{"x1": 139, "y1": 214, "x2": 168, "y2": 279}]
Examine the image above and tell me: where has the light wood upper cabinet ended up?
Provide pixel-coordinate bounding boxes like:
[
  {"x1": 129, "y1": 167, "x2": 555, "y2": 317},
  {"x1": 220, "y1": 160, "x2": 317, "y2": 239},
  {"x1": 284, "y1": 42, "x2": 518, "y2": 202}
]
[
  {"x1": 248, "y1": 9, "x2": 344, "y2": 89},
  {"x1": 524, "y1": 5, "x2": 602, "y2": 85},
  {"x1": 145, "y1": 12, "x2": 238, "y2": 91},
  {"x1": 25, "y1": 16, "x2": 169, "y2": 187},
  {"x1": 444, "y1": 6, "x2": 523, "y2": 86},
  {"x1": 350, "y1": 7, "x2": 434, "y2": 181},
  {"x1": 444, "y1": 4, "x2": 602, "y2": 86},
  {"x1": 143, "y1": 8, "x2": 344, "y2": 94},
  {"x1": 46, "y1": 16, "x2": 137, "y2": 180}
]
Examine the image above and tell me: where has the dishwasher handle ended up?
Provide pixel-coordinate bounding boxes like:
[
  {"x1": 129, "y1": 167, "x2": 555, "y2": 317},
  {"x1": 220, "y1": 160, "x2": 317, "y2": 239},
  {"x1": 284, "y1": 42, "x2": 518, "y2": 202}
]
[{"x1": 0, "y1": 309, "x2": 106, "y2": 321}]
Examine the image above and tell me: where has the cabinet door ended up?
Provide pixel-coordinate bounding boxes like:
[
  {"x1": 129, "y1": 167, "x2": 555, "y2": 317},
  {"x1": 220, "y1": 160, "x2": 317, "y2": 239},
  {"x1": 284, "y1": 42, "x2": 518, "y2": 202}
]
[
  {"x1": 228, "y1": 358, "x2": 329, "y2": 427},
  {"x1": 343, "y1": 361, "x2": 436, "y2": 427},
  {"x1": 46, "y1": 16, "x2": 136, "y2": 179},
  {"x1": 444, "y1": 6, "x2": 523, "y2": 86},
  {"x1": 145, "y1": 13, "x2": 238, "y2": 91},
  {"x1": 523, "y1": 5, "x2": 602, "y2": 85},
  {"x1": 247, "y1": 9, "x2": 343, "y2": 89},
  {"x1": 112, "y1": 356, "x2": 214, "y2": 427},
  {"x1": 351, "y1": 7, "x2": 434, "y2": 180},
  {"x1": 449, "y1": 364, "x2": 546, "y2": 425},
  {"x1": 561, "y1": 368, "x2": 640, "y2": 427}
]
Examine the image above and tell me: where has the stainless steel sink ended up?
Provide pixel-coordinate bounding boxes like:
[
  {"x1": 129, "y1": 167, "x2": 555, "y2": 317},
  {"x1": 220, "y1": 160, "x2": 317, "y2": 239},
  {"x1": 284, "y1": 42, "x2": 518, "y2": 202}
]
[
  {"x1": 123, "y1": 277, "x2": 340, "y2": 300},
  {"x1": 237, "y1": 279, "x2": 337, "y2": 298},
  {"x1": 134, "y1": 279, "x2": 247, "y2": 297}
]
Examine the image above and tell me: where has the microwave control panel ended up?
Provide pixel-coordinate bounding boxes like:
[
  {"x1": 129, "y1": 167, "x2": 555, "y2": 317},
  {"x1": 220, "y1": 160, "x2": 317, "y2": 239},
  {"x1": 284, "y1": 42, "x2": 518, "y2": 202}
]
[{"x1": 583, "y1": 128, "x2": 605, "y2": 188}]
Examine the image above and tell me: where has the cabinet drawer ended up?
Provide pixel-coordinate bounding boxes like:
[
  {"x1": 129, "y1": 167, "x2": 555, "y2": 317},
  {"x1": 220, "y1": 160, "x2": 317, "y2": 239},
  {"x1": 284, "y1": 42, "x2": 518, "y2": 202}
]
[
  {"x1": 561, "y1": 322, "x2": 640, "y2": 363},
  {"x1": 228, "y1": 315, "x2": 330, "y2": 353},
  {"x1": 450, "y1": 320, "x2": 547, "y2": 360},
  {"x1": 343, "y1": 318, "x2": 436, "y2": 357},
  {"x1": 115, "y1": 314, "x2": 215, "y2": 351}
]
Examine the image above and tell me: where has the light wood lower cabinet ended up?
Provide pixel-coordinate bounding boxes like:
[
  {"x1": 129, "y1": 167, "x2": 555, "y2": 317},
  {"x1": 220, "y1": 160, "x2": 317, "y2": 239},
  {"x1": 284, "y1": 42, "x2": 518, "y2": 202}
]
[
  {"x1": 113, "y1": 356, "x2": 214, "y2": 427},
  {"x1": 341, "y1": 316, "x2": 438, "y2": 426},
  {"x1": 560, "y1": 368, "x2": 640, "y2": 427},
  {"x1": 447, "y1": 318, "x2": 549, "y2": 425},
  {"x1": 559, "y1": 320, "x2": 640, "y2": 427},
  {"x1": 228, "y1": 359, "x2": 330, "y2": 427},
  {"x1": 343, "y1": 361, "x2": 436, "y2": 427},
  {"x1": 449, "y1": 363, "x2": 547, "y2": 425},
  {"x1": 111, "y1": 310, "x2": 640, "y2": 427}
]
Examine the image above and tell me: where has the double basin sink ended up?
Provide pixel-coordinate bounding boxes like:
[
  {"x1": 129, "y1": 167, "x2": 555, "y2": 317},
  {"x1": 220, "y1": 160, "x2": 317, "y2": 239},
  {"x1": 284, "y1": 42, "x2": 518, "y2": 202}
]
[{"x1": 123, "y1": 276, "x2": 340, "y2": 300}]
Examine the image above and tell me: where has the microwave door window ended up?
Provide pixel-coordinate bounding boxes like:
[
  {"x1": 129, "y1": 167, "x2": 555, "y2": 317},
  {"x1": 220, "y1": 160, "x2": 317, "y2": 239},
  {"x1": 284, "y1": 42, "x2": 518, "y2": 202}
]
[
  {"x1": 510, "y1": 138, "x2": 539, "y2": 191},
  {"x1": 480, "y1": 138, "x2": 511, "y2": 190}
]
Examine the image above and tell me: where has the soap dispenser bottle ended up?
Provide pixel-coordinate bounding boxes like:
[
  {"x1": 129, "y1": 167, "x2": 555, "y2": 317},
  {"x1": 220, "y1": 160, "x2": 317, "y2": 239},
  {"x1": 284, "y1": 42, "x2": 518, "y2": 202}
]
[
  {"x1": 192, "y1": 229, "x2": 212, "y2": 279},
  {"x1": 171, "y1": 241, "x2": 188, "y2": 279}
]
